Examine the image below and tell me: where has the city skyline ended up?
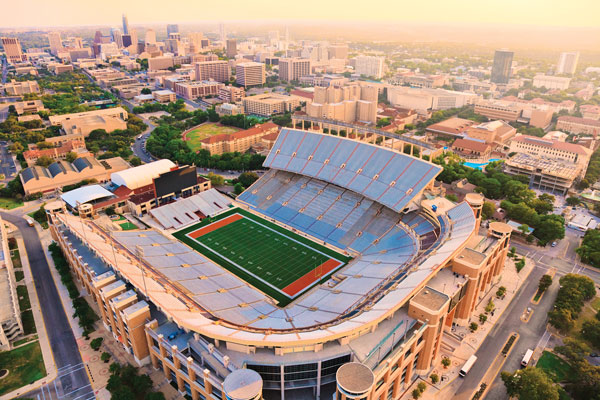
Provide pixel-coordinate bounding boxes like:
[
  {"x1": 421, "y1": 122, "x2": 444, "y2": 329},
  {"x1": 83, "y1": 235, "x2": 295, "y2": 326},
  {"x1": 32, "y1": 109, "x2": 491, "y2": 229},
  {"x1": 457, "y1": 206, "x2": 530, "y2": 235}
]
[{"x1": 1, "y1": 0, "x2": 599, "y2": 28}]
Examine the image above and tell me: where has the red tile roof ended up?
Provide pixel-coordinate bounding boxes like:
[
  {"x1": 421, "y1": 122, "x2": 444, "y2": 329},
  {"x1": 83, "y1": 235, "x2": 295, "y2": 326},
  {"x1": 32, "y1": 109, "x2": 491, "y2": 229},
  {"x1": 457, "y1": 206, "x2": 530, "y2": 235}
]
[
  {"x1": 452, "y1": 138, "x2": 490, "y2": 153},
  {"x1": 511, "y1": 134, "x2": 591, "y2": 155},
  {"x1": 558, "y1": 115, "x2": 600, "y2": 127}
]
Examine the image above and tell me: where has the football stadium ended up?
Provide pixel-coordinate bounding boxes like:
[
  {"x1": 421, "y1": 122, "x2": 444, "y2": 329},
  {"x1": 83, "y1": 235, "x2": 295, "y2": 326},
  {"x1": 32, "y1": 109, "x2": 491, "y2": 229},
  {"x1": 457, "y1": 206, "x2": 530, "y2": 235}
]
[{"x1": 47, "y1": 128, "x2": 513, "y2": 400}]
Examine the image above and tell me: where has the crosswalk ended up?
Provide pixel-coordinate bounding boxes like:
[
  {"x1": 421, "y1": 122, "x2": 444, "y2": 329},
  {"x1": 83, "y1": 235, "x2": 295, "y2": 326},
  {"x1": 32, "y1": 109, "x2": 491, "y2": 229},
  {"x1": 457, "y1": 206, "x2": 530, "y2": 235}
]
[{"x1": 33, "y1": 363, "x2": 96, "y2": 400}]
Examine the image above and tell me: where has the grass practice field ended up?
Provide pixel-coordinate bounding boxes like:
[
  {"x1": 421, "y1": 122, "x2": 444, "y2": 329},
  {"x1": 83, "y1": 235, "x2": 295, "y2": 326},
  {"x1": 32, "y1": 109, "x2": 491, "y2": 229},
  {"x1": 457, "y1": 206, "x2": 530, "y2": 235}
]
[
  {"x1": 173, "y1": 208, "x2": 351, "y2": 306},
  {"x1": 183, "y1": 123, "x2": 241, "y2": 152}
]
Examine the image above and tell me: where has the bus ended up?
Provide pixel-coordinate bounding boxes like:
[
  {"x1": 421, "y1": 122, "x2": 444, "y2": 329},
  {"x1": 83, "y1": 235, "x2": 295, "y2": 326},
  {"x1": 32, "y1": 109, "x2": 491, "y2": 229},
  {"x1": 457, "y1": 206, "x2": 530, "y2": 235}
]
[
  {"x1": 521, "y1": 349, "x2": 534, "y2": 367},
  {"x1": 459, "y1": 355, "x2": 478, "y2": 377}
]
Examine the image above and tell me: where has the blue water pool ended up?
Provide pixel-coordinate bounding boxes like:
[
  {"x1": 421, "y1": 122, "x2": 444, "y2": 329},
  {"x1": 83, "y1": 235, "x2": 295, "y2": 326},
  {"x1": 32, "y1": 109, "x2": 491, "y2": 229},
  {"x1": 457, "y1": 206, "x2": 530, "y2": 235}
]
[{"x1": 463, "y1": 158, "x2": 501, "y2": 171}]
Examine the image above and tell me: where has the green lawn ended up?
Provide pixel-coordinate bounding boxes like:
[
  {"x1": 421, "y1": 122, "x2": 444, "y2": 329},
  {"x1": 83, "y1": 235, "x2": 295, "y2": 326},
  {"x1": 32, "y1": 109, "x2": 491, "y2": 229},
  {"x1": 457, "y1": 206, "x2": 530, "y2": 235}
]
[
  {"x1": 21, "y1": 310, "x2": 36, "y2": 335},
  {"x1": 173, "y1": 208, "x2": 351, "y2": 306},
  {"x1": 0, "y1": 197, "x2": 23, "y2": 210},
  {"x1": 119, "y1": 222, "x2": 138, "y2": 230},
  {"x1": 14, "y1": 270, "x2": 24, "y2": 282},
  {"x1": 12, "y1": 336, "x2": 38, "y2": 347},
  {"x1": 184, "y1": 123, "x2": 241, "y2": 152},
  {"x1": 536, "y1": 351, "x2": 576, "y2": 382},
  {"x1": 11, "y1": 249, "x2": 22, "y2": 269},
  {"x1": 17, "y1": 285, "x2": 30, "y2": 311},
  {"x1": 0, "y1": 341, "x2": 46, "y2": 396}
]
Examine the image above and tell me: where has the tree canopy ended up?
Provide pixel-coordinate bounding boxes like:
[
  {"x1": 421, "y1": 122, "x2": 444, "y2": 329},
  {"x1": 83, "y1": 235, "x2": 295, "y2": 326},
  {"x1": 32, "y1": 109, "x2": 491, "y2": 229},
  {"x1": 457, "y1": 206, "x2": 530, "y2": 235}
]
[{"x1": 501, "y1": 367, "x2": 560, "y2": 400}]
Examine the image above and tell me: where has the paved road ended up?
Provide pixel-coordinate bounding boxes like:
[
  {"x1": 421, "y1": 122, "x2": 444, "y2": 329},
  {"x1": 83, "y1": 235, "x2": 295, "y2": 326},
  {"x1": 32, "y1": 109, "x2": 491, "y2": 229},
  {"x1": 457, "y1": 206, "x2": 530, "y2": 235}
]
[
  {"x1": 0, "y1": 212, "x2": 94, "y2": 400},
  {"x1": 132, "y1": 118, "x2": 157, "y2": 163},
  {"x1": 453, "y1": 267, "x2": 555, "y2": 399}
]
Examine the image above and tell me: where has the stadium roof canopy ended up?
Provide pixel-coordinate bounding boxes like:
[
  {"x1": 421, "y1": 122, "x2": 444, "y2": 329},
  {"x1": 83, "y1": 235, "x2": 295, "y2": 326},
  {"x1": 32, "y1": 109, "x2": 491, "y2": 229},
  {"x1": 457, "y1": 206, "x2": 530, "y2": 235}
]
[
  {"x1": 61, "y1": 184, "x2": 115, "y2": 208},
  {"x1": 111, "y1": 159, "x2": 175, "y2": 190}
]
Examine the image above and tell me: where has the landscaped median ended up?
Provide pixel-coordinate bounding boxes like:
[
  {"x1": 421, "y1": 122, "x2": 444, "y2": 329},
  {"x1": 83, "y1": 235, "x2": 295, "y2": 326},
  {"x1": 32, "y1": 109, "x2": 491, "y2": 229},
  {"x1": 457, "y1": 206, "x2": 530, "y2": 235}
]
[{"x1": 532, "y1": 268, "x2": 556, "y2": 304}]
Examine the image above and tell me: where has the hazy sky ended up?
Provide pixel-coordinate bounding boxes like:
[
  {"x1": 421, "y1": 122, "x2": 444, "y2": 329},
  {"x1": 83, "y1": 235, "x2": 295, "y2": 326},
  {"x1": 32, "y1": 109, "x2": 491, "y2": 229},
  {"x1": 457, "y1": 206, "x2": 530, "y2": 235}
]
[{"x1": 1, "y1": 0, "x2": 599, "y2": 28}]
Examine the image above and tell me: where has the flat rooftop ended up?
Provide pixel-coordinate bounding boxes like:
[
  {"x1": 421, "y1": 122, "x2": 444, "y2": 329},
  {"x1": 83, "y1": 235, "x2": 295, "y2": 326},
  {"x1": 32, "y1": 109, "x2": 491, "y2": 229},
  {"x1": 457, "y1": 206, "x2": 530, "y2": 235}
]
[{"x1": 410, "y1": 287, "x2": 449, "y2": 312}]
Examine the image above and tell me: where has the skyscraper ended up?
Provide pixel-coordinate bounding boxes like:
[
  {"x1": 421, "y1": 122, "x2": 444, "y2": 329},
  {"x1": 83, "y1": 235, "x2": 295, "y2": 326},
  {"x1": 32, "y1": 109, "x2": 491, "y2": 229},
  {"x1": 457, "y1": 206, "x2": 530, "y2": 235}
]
[
  {"x1": 557, "y1": 52, "x2": 579, "y2": 75},
  {"x1": 491, "y1": 50, "x2": 514, "y2": 84},
  {"x1": 48, "y1": 31, "x2": 63, "y2": 55},
  {"x1": 111, "y1": 28, "x2": 123, "y2": 48},
  {"x1": 219, "y1": 23, "x2": 226, "y2": 42},
  {"x1": 145, "y1": 29, "x2": 156, "y2": 44},
  {"x1": 1, "y1": 37, "x2": 27, "y2": 64},
  {"x1": 226, "y1": 39, "x2": 237, "y2": 58},
  {"x1": 167, "y1": 24, "x2": 179, "y2": 36},
  {"x1": 122, "y1": 14, "x2": 129, "y2": 34}
]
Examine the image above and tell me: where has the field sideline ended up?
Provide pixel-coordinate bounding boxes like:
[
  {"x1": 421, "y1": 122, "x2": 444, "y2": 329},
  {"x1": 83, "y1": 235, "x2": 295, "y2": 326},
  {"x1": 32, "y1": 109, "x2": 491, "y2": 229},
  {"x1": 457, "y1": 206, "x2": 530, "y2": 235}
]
[{"x1": 173, "y1": 208, "x2": 352, "y2": 306}]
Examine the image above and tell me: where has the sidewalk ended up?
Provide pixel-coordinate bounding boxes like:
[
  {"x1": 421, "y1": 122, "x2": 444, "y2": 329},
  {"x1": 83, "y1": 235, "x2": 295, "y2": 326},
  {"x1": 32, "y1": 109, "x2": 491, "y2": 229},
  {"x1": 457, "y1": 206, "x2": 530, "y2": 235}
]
[
  {"x1": 0, "y1": 229, "x2": 57, "y2": 400},
  {"x1": 399, "y1": 255, "x2": 535, "y2": 400}
]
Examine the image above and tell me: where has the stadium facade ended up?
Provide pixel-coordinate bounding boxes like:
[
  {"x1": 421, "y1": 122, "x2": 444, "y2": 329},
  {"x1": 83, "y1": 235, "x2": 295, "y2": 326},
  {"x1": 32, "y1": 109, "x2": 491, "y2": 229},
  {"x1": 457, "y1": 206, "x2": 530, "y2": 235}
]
[{"x1": 47, "y1": 128, "x2": 512, "y2": 400}]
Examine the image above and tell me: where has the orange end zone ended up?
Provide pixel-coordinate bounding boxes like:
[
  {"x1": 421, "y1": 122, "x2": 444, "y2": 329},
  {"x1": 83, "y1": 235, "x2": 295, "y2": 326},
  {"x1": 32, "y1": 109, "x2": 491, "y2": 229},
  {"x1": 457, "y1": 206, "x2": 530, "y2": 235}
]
[
  {"x1": 188, "y1": 214, "x2": 243, "y2": 239},
  {"x1": 282, "y1": 258, "x2": 342, "y2": 297}
]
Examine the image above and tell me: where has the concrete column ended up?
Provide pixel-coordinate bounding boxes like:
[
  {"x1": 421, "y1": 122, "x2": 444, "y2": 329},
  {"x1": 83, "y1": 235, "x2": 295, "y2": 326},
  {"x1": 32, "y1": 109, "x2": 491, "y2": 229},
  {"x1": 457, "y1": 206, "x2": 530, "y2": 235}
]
[
  {"x1": 281, "y1": 364, "x2": 285, "y2": 400},
  {"x1": 316, "y1": 360, "x2": 322, "y2": 399}
]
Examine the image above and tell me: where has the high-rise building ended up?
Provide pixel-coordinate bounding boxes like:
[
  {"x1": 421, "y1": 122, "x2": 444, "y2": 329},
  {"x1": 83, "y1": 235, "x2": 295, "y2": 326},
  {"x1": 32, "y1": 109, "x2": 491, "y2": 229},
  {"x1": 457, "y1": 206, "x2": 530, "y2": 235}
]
[
  {"x1": 219, "y1": 23, "x2": 226, "y2": 43},
  {"x1": 122, "y1": 34, "x2": 132, "y2": 48},
  {"x1": 194, "y1": 60, "x2": 230, "y2": 82},
  {"x1": 278, "y1": 58, "x2": 311, "y2": 82},
  {"x1": 236, "y1": 62, "x2": 265, "y2": 87},
  {"x1": 557, "y1": 52, "x2": 579, "y2": 75},
  {"x1": 226, "y1": 39, "x2": 237, "y2": 58},
  {"x1": 491, "y1": 50, "x2": 514, "y2": 84},
  {"x1": 328, "y1": 44, "x2": 348, "y2": 60},
  {"x1": 167, "y1": 24, "x2": 179, "y2": 36},
  {"x1": 189, "y1": 32, "x2": 203, "y2": 48},
  {"x1": 111, "y1": 28, "x2": 123, "y2": 48},
  {"x1": 1, "y1": 37, "x2": 27, "y2": 64},
  {"x1": 48, "y1": 31, "x2": 63, "y2": 55},
  {"x1": 122, "y1": 14, "x2": 130, "y2": 34},
  {"x1": 145, "y1": 29, "x2": 156, "y2": 45},
  {"x1": 354, "y1": 56, "x2": 385, "y2": 79},
  {"x1": 268, "y1": 30, "x2": 279, "y2": 43}
]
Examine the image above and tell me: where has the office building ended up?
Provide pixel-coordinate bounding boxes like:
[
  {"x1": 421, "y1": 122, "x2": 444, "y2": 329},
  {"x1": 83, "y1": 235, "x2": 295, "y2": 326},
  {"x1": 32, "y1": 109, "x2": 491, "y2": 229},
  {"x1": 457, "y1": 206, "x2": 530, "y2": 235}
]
[
  {"x1": 215, "y1": 103, "x2": 243, "y2": 116},
  {"x1": 173, "y1": 80, "x2": 224, "y2": 100},
  {"x1": 23, "y1": 138, "x2": 91, "y2": 167},
  {"x1": 354, "y1": 55, "x2": 385, "y2": 79},
  {"x1": 48, "y1": 31, "x2": 63, "y2": 55},
  {"x1": 199, "y1": 122, "x2": 279, "y2": 155},
  {"x1": 152, "y1": 90, "x2": 177, "y2": 103},
  {"x1": 148, "y1": 56, "x2": 174, "y2": 71},
  {"x1": 328, "y1": 44, "x2": 349, "y2": 59},
  {"x1": 491, "y1": 50, "x2": 513, "y2": 84},
  {"x1": 167, "y1": 24, "x2": 179, "y2": 36},
  {"x1": 226, "y1": 39, "x2": 237, "y2": 58},
  {"x1": 47, "y1": 128, "x2": 513, "y2": 400},
  {"x1": 242, "y1": 93, "x2": 301, "y2": 116},
  {"x1": 532, "y1": 75, "x2": 571, "y2": 90},
  {"x1": 556, "y1": 116, "x2": 600, "y2": 137},
  {"x1": 557, "y1": 52, "x2": 579, "y2": 75},
  {"x1": 111, "y1": 28, "x2": 123, "y2": 48},
  {"x1": 505, "y1": 152, "x2": 581, "y2": 195},
  {"x1": 1, "y1": 37, "x2": 27, "y2": 64},
  {"x1": 278, "y1": 58, "x2": 311, "y2": 82},
  {"x1": 387, "y1": 87, "x2": 477, "y2": 114},
  {"x1": 218, "y1": 85, "x2": 245, "y2": 103},
  {"x1": 194, "y1": 60, "x2": 230, "y2": 82},
  {"x1": 307, "y1": 83, "x2": 379, "y2": 124},
  {"x1": 13, "y1": 100, "x2": 46, "y2": 115},
  {"x1": 464, "y1": 120, "x2": 517, "y2": 146},
  {"x1": 145, "y1": 29, "x2": 156, "y2": 44},
  {"x1": 3, "y1": 79, "x2": 40, "y2": 95},
  {"x1": 235, "y1": 62, "x2": 265, "y2": 87}
]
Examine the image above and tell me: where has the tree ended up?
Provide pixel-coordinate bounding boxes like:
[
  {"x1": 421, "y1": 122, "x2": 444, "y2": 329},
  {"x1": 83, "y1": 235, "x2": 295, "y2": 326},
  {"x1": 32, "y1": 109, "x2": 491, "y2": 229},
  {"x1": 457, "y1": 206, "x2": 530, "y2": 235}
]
[
  {"x1": 518, "y1": 224, "x2": 530, "y2": 235},
  {"x1": 207, "y1": 108, "x2": 220, "y2": 122},
  {"x1": 538, "y1": 275, "x2": 552, "y2": 293},
  {"x1": 576, "y1": 229, "x2": 600, "y2": 267},
  {"x1": 566, "y1": 196, "x2": 581, "y2": 206},
  {"x1": 105, "y1": 206, "x2": 116, "y2": 216},
  {"x1": 430, "y1": 373, "x2": 439, "y2": 384},
  {"x1": 101, "y1": 352, "x2": 111, "y2": 363},
  {"x1": 497, "y1": 286, "x2": 507, "y2": 298},
  {"x1": 533, "y1": 214, "x2": 565, "y2": 245},
  {"x1": 516, "y1": 258, "x2": 526, "y2": 272},
  {"x1": 479, "y1": 314, "x2": 488, "y2": 324},
  {"x1": 445, "y1": 193, "x2": 458, "y2": 202},
  {"x1": 238, "y1": 171, "x2": 259, "y2": 187},
  {"x1": 234, "y1": 182, "x2": 244, "y2": 195},
  {"x1": 90, "y1": 337, "x2": 103, "y2": 351},
  {"x1": 141, "y1": 88, "x2": 152, "y2": 95},
  {"x1": 36, "y1": 155, "x2": 54, "y2": 167},
  {"x1": 417, "y1": 382, "x2": 427, "y2": 393},
  {"x1": 470, "y1": 322, "x2": 479, "y2": 332},
  {"x1": 442, "y1": 357, "x2": 451, "y2": 368},
  {"x1": 130, "y1": 156, "x2": 142, "y2": 166},
  {"x1": 485, "y1": 298, "x2": 495, "y2": 313},
  {"x1": 501, "y1": 368, "x2": 560, "y2": 400},
  {"x1": 581, "y1": 319, "x2": 600, "y2": 348},
  {"x1": 207, "y1": 172, "x2": 225, "y2": 186},
  {"x1": 412, "y1": 389, "x2": 422, "y2": 399},
  {"x1": 60, "y1": 150, "x2": 78, "y2": 162},
  {"x1": 482, "y1": 201, "x2": 496, "y2": 220},
  {"x1": 508, "y1": 246, "x2": 516, "y2": 258}
]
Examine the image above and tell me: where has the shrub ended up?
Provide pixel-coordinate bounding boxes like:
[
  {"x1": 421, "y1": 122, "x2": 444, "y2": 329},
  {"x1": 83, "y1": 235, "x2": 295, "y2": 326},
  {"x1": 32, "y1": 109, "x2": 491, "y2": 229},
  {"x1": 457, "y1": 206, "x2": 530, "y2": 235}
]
[
  {"x1": 412, "y1": 389, "x2": 421, "y2": 399},
  {"x1": 515, "y1": 258, "x2": 526, "y2": 272},
  {"x1": 538, "y1": 275, "x2": 552, "y2": 293},
  {"x1": 496, "y1": 286, "x2": 507, "y2": 298},
  {"x1": 430, "y1": 373, "x2": 439, "y2": 384},
  {"x1": 485, "y1": 299, "x2": 495, "y2": 313},
  {"x1": 442, "y1": 356, "x2": 451, "y2": 368},
  {"x1": 479, "y1": 314, "x2": 487, "y2": 324},
  {"x1": 101, "y1": 352, "x2": 111, "y2": 363},
  {"x1": 417, "y1": 382, "x2": 427, "y2": 393},
  {"x1": 470, "y1": 322, "x2": 479, "y2": 332}
]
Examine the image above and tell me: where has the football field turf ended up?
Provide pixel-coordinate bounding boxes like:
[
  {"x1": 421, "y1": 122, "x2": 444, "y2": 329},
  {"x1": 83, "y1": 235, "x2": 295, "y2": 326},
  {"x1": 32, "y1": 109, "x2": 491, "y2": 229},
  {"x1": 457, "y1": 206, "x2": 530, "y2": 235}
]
[{"x1": 173, "y1": 208, "x2": 352, "y2": 306}]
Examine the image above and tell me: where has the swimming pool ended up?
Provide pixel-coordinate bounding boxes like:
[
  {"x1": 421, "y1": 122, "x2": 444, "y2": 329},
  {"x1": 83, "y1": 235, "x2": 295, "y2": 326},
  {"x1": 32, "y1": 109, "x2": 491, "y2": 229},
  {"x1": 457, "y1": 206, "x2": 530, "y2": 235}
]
[{"x1": 463, "y1": 159, "x2": 501, "y2": 171}]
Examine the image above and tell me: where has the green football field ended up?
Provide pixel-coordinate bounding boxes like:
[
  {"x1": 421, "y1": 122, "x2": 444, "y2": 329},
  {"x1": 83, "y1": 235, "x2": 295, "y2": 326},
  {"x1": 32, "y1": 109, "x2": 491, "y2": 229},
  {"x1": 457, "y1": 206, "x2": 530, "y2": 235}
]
[{"x1": 173, "y1": 208, "x2": 351, "y2": 306}]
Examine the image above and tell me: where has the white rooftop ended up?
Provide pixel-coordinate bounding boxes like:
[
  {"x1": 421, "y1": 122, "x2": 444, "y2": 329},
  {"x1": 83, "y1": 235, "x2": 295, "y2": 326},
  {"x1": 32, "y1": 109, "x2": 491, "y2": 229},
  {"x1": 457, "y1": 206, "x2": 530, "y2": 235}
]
[
  {"x1": 111, "y1": 159, "x2": 175, "y2": 190},
  {"x1": 61, "y1": 184, "x2": 115, "y2": 208}
]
